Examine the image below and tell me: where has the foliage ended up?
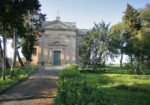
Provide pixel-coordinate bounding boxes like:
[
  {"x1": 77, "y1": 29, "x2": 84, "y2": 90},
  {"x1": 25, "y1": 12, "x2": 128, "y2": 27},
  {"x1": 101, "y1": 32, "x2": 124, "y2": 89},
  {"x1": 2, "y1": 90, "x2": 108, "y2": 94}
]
[
  {"x1": 21, "y1": 3, "x2": 45, "y2": 72},
  {"x1": 0, "y1": 0, "x2": 45, "y2": 79},
  {"x1": 59, "y1": 70, "x2": 83, "y2": 80},
  {"x1": 124, "y1": 63, "x2": 130, "y2": 70},
  {"x1": 80, "y1": 64, "x2": 150, "y2": 74},
  {"x1": 122, "y1": 4, "x2": 142, "y2": 72},
  {"x1": 137, "y1": 4, "x2": 150, "y2": 70},
  {"x1": 63, "y1": 64, "x2": 78, "y2": 71},
  {"x1": 108, "y1": 4, "x2": 150, "y2": 73},
  {"x1": 48, "y1": 61, "x2": 51, "y2": 64},
  {"x1": 53, "y1": 70, "x2": 111, "y2": 105},
  {"x1": 81, "y1": 21, "x2": 110, "y2": 70},
  {"x1": 109, "y1": 23, "x2": 125, "y2": 55},
  {"x1": 9, "y1": 68, "x2": 21, "y2": 79},
  {"x1": 139, "y1": 3, "x2": 150, "y2": 27},
  {"x1": 109, "y1": 23, "x2": 125, "y2": 68}
]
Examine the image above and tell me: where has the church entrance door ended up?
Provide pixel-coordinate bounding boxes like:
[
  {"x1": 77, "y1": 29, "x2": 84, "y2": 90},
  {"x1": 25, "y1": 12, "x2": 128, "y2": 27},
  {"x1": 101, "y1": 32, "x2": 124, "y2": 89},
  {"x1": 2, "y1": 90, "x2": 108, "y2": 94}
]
[{"x1": 53, "y1": 51, "x2": 61, "y2": 66}]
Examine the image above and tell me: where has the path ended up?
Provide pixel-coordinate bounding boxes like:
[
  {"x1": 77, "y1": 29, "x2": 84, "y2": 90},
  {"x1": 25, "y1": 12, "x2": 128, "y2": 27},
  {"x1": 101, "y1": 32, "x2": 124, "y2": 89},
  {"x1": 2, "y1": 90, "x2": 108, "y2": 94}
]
[{"x1": 0, "y1": 70, "x2": 60, "y2": 105}]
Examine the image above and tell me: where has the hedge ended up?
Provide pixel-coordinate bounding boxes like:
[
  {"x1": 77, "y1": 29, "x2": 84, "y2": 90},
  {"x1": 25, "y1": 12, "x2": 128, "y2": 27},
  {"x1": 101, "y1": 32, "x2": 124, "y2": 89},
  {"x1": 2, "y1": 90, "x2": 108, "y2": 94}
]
[
  {"x1": 63, "y1": 64, "x2": 78, "y2": 71},
  {"x1": 53, "y1": 70, "x2": 111, "y2": 105}
]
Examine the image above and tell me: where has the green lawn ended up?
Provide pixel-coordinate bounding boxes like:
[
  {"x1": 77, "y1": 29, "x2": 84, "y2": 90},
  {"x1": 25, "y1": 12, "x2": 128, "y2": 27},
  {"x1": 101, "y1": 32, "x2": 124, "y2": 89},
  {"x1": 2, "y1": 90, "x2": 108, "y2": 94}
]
[
  {"x1": 0, "y1": 66, "x2": 37, "y2": 91},
  {"x1": 81, "y1": 71, "x2": 150, "y2": 105},
  {"x1": 104, "y1": 65, "x2": 150, "y2": 74}
]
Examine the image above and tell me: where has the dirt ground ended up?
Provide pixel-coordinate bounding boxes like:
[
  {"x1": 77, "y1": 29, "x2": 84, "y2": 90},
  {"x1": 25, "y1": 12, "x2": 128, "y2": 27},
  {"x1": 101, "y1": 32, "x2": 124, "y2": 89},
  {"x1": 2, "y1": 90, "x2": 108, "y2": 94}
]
[{"x1": 0, "y1": 70, "x2": 60, "y2": 105}]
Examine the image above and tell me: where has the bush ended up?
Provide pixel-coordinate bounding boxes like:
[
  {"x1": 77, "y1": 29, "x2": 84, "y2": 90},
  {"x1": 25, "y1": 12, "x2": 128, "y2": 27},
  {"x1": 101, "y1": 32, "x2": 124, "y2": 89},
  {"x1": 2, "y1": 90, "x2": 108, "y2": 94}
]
[
  {"x1": 63, "y1": 64, "x2": 78, "y2": 71},
  {"x1": 9, "y1": 68, "x2": 22, "y2": 79},
  {"x1": 53, "y1": 70, "x2": 111, "y2": 105},
  {"x1": 124, "y1": 63, "x2": 130, "y2": 70},
  {"x1": 59, "y1": 70, "x2": 83, "y2": 80}
]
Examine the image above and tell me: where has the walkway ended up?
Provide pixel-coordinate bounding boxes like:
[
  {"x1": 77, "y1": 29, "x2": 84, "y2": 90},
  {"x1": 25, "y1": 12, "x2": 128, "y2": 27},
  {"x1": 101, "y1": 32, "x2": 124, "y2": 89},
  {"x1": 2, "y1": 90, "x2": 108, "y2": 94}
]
[{"x1": 0, "y1": 70, "x2": 60, "y2": 105}]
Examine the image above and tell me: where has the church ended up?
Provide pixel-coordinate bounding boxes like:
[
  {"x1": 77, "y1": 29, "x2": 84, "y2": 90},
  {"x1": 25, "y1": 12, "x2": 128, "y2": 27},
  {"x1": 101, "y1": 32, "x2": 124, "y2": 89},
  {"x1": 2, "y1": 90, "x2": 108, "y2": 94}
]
[{"x1": 32, "y1": 16, "x2": 88, "y2": 66}]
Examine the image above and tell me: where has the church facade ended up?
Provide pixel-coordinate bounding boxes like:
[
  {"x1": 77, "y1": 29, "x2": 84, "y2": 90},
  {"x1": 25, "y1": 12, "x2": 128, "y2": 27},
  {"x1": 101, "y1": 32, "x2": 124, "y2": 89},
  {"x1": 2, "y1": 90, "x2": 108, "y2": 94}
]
[{"x1": 32, "y1": 17, "x2": 88, "y2": 66}]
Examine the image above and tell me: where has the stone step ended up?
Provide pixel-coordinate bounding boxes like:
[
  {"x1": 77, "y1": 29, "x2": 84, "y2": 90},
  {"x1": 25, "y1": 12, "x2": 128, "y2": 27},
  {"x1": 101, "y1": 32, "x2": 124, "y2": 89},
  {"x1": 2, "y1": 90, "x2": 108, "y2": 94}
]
[{"x1": 40, "y1": 66, "x2": 66, "y2": 70}]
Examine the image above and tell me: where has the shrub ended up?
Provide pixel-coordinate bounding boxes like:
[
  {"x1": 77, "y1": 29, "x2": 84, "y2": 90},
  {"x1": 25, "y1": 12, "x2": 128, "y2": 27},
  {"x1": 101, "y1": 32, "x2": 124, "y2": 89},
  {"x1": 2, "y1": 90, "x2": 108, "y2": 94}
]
[
  {"x1": 63, "y1": 64, "x2": 78, "y2": 71},
  {"x1": 53, "y1": 70, "x2": 111, "y2": 105},
  {"x1": 124, "y1": 63, "x2": 130, "y2": 70},
  {"x1": 9, "y1": 68, "x2": 22, "y2": 79},
  {"x1": 59, "y1": 70, "x2": 83, "y2": 80},
  {"x1": 48, "y1": 61, "x2": 51, "y2": 64}
]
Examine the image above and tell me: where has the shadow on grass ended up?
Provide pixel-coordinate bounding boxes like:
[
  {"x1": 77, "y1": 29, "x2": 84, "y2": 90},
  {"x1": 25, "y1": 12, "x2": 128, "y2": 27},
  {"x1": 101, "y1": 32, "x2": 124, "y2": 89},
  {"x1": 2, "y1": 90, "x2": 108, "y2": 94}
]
[
  {"x1": 81, "y1": 71, "x2": 115, "y2": 85},
  {"x1": 114, "y1": 83, "x2": 150, "y2": 93},
  {"x1": 79, "y1": 67, "x2": 150, "y2": 105},
  {"x1": 101, "y1": 86, "x2": 150, "y2": 105}
]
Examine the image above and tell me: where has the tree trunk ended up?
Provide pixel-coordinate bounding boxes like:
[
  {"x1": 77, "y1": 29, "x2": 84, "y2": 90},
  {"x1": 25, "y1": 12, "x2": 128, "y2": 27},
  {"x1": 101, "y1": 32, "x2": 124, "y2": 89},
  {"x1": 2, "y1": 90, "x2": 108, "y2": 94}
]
[
  {"x1": 0, "y1": 39, "x2": 3, "y2": 59},
  {"x1": 0, "y1": 40, "x2": 10, "y2": 67},
  {"x1": 25, "y1": 60, "x2": 30, "y2": 72},
  {"x1": 11, "y1": 29, "x2": 17, "y2": 71},
  {"x1": 17, "y1": 49, "x2": 24, "y2": 67},
  {"x1": 136, "y1": 57, "x2": 140, "y2": 74},
  {"x1": 130, "y1": 54, "x2": 133, "y2": 70},
  {"x1": 2, "y1": 33, "x2": 6, "y2": 80},
  {"x1": 93, "y1": 66, "x2": 95, "y2": 71},
  {"x1": 120, "y1": 53, "x2": 123, "y2": 68},
  {"x1": 148, "y1": 56, "x2": 150, "y2": 69}
]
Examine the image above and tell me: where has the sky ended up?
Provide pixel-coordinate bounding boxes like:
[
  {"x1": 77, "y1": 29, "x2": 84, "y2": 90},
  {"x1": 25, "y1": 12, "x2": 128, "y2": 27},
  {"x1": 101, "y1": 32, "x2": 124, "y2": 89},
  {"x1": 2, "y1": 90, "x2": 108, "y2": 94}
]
[
  {"x1": 39, "y1": 0, "x2": 150, "y2": 29},
  {"x1": 5, "y1": 0, "x2": 150, "y2": 64}
]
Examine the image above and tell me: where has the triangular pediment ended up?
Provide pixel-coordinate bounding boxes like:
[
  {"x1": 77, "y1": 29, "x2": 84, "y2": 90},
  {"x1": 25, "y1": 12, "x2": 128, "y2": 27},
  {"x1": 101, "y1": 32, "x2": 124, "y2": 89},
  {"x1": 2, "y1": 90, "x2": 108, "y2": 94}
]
[
  {"x1": 43, "y1": 20, "x2": 75, "y2": 30},
  {"x1": 49, "y1": 42, "x2": 66, "y2": 46}
]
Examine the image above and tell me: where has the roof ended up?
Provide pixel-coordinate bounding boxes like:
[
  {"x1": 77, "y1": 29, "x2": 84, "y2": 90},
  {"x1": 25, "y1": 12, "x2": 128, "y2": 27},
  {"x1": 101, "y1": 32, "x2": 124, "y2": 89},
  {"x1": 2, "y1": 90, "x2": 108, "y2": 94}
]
[
  {"x1": 42, "y1": 17, "x2": 89, "y2": 35},
  {"x1": 76, "y1": 29, "x2": 89, "y2": 36}
]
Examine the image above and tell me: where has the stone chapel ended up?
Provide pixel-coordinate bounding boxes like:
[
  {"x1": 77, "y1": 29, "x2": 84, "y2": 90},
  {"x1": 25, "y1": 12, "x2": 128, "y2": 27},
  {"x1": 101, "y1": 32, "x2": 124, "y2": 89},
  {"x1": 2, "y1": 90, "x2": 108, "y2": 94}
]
[{"x1": 32, "y1": 16, "x2": 88, "y2": 66}]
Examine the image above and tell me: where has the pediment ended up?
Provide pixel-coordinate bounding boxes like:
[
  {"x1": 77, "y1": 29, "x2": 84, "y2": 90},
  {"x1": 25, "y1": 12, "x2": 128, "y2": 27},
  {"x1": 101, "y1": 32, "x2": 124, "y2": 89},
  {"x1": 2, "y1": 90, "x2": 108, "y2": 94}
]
[
  {"x1": 43, "y1": 20, "x2": 75, "y2": 30},
  {"x1": 49, "y1": 42, "x2": 66, "y2": 46}
]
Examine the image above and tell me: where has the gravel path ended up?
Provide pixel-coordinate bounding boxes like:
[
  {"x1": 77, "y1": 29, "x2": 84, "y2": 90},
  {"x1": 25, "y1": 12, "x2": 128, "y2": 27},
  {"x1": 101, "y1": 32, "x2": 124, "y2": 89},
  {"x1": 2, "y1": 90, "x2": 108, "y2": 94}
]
[{"x1": 0, "y1": 70, "x2": 60, "y2": 105}]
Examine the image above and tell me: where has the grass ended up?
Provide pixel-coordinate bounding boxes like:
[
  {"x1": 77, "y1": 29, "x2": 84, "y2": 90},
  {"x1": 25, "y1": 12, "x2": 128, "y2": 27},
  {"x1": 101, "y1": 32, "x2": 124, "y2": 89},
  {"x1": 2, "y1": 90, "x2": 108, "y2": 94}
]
[
  {"x1": 0, "y1": 66, "x2": 37, "y2": 91},
  {"x1": 81, "y1": 65, "x2": 150, "y2": 105}
]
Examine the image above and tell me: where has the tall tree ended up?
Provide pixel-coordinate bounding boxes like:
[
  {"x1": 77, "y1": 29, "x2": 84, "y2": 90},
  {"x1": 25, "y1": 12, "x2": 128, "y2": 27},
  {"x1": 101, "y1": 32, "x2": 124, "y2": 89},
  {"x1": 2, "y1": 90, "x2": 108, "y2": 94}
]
[
  {"x1": 9, "y1": 0, "x2": 41, "y2": 71},
  {"x1": 22, "y1": 35, "x2": 38, "y2": 72},
  {"x1": 0, "y1": 0, "x2": 11, "y2": 80},
  {"x1": 109, "y1": 23, "x2": 125, "y2": 68},
  {"x1": 22, "y1": 10, "x2": 45, "y2": 72},
  {"x1": 137, "y1": 3, "x2": 150, "y2": 70},
  {"x1": 81, "y1": 21, "x2": 109, "y2": 71},
  {"x1": 0, "y1": 0, "x2": 43, "y2": 79},
  {"x1": 122, "y1": 4, "x2": 142, "y2": 71}
]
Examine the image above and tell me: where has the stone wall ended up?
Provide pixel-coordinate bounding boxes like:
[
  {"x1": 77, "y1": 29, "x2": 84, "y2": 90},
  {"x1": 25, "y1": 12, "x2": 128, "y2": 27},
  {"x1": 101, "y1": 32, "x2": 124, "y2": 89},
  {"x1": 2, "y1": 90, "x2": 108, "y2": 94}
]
[{"x1": 37, "y1": 29, "x2": 76, "y2": 66}]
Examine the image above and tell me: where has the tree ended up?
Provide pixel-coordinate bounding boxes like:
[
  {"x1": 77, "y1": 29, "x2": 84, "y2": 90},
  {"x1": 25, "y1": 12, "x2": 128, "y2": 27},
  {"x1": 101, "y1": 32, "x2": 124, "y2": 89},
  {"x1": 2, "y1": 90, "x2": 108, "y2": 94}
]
[
  {"x1": 0, "y1": 39, "x2": 10, "y2": 67},
  {"x1": 81, "y1": 21, "x2": 109, "y2": 71},
  {"x1": 136, "y1": 3, "x2": 150, "y2": 70},
  {"x1": 0, "y1": 0, "x2": 11, "y2": 80},
  {"x1": 122, "y1": 4, "x2": 142, "y2": 71},
  {"x1": 140, "y1": 3, "x2": 150, "y2": 27},
  {"x1": 0, "y1": 0, "x2": 43, "y2": 79},
  {"x1": 8, "y1": 0, "x2": 42, "y2": 71},
  {"x1": 22, "y1": 10, "x2": 45, "y2": 72},
  {"x1": 109, "y1": 23, "x2": 125, "y2": 68},
  {"x1": 17, "y1": 49, "x2": 24, "y2": 67},
  {"x1": 22, "y1": 35, "x2": 38, "y2": 72}
]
